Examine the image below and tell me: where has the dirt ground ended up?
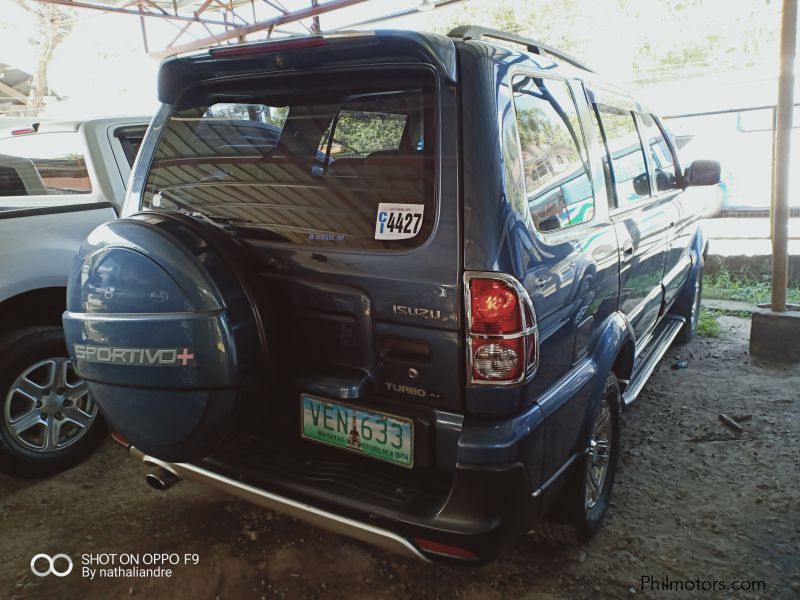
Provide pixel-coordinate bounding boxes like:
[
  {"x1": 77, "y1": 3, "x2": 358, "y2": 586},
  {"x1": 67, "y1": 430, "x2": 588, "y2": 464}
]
[{"x1": 1, "y1": 315, "x2": 799, "y2": 600}]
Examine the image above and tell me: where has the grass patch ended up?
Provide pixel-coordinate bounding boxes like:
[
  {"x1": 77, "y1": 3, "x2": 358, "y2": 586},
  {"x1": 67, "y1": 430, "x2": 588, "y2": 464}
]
[
  {"x1": 696, "y1": 307, "x2": 721, "y2": 338},
  {"x1": 703, "y1": 267, "x2": 800, "y2": 305}
]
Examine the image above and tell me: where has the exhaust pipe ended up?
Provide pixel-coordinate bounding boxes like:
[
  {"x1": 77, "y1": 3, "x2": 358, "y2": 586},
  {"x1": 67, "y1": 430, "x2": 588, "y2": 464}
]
[{"x1": 145, "y1": 466, "x2": 181, "y2": 491}]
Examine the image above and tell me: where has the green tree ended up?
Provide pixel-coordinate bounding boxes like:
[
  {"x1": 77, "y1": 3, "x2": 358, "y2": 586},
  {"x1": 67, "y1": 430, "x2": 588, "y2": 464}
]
[
  {"x1": 329, "y1": 112, "x2": 407, "y2": 157},
  {"x1": 423, "y1": 0, "x2": 780, "y2": 87}
]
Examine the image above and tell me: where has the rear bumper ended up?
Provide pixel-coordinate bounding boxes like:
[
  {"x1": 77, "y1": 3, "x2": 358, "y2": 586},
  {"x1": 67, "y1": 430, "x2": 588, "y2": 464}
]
[
  {"x1": 131, "y1": 447, "x2": 429, "y2": 561},
  {"x1": 130, "y1": 444, "x2": 538, "y2": 562}
]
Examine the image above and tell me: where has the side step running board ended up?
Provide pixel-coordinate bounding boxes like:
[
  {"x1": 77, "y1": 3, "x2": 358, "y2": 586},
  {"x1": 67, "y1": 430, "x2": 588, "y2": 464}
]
[{"x1": 622, "y1": 316, "x2": 685, "y2": 407}]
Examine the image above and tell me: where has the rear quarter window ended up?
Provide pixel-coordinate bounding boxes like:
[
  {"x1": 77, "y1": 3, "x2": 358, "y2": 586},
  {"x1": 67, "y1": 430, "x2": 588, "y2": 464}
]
[
  {"x1": 141, "y1": 69, "x2": 437, "y2": 250},
  {"x1": 0, "y1": 132, "x2": 92, "y2": 196},
  {"x1": 510, "y1": 76, "x2": 595, "y2": 232}
]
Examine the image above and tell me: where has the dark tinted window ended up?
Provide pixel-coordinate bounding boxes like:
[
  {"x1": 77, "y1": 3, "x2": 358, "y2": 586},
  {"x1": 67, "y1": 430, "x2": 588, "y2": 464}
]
[
  {"x1": 142, "y1": 70, "x2": 435, "y2": 250},
  {"x1": 639, "y1": 113, "x2": 679, "y2": 191},
  {"x1": 512, "y1": 76, "x2": 594, "y2": 232},
  {"x1": 0, "y1": 165, "x2": 27, "y2": 196},
  {"x1": 0, "y1": 132, "x2": 92, "y2": 196},
  {"x1": 596, "y1": 105, "x2": 650, "y2": 206},
  {"x1": 115, "y1": 125, "x2": 148, "y2": 168}
]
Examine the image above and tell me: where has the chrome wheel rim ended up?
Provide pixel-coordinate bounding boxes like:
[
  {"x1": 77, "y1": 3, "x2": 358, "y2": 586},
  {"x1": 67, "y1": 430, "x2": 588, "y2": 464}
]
[
  {"x1": 690, "y1": 280, "x2": 701, "y2": 329},
  {"x1": 3, "y1": 358, "x2": 97, "y2": 453},
  {"x1": 585, "y1": 397, "x2": 613, "y2": 511}
]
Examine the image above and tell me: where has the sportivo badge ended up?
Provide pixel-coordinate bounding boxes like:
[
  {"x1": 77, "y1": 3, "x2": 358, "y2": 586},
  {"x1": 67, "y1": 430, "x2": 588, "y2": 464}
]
[{"x1": 73, "y1": 344, "x2": 196, "y2": 367}]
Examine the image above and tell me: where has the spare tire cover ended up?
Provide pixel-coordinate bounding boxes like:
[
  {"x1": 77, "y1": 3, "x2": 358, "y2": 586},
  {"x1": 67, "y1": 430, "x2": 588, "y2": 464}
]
[{"x1": 63, "y1": 212, "x2": 264, "y2": 462}]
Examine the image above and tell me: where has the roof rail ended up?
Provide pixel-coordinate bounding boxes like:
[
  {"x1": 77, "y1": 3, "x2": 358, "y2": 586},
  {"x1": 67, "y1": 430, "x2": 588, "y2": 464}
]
[{"x1": 447, "y1": 25, "x2": 595, "y2": 74}]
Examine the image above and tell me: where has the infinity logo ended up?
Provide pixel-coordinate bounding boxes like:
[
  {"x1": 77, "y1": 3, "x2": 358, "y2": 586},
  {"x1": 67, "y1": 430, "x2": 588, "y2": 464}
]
[{"x1": 30, "y1": 553, "x2": 73, "y2": 577}]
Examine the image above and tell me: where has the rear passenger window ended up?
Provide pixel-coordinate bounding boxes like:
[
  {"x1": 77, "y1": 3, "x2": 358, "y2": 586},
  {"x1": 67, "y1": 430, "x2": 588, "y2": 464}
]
[
  {"x1": 511, "y1": 76, "x2": 594, "y2": 232},
  {"x1": 0, "y1": 132, "x2": 92, "y2": 196},
  {"x1": 595, "y1": 106, "x2": 650, "y2": 206},
  {"x1": 638, "y1": 113, "x2": 679, "y2": 192}
]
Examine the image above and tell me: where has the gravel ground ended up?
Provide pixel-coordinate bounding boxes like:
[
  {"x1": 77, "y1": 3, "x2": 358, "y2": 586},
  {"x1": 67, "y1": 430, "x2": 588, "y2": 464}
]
[{"x1": 1, "y1": 315, "x2": 799, "y2": 599}]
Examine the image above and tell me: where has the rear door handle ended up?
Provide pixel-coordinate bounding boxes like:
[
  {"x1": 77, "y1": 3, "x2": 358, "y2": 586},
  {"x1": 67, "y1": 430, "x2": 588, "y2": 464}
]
[{"x1": 621, "y1": 240, "x2": 634, "y2": 262}]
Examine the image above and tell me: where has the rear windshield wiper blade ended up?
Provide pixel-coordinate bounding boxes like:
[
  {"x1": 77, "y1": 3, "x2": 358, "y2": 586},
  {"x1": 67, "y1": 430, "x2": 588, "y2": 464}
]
[{"x1": 176, "y1": 208, "x2": 255, "y2": 227}]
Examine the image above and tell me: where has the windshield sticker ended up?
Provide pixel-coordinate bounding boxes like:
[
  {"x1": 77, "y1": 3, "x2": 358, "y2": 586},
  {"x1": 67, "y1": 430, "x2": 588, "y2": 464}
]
[
  {"x1": 374, "y1": 204, "x2": 424, "y2": 240},
  {"x1": 307, "y1": 232, "x2": 346, "y2": 242}
]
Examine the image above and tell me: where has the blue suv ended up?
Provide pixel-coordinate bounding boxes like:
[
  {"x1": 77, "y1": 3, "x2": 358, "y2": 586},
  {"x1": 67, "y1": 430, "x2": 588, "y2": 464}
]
[{"x1": 62, "y1": 27, "x2": 720, "y2": 562}]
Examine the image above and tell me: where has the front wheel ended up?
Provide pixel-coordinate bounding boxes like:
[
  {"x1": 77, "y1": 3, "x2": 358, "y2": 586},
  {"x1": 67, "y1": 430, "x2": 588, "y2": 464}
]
[
  {"x1": 0, "y1": 326, "x2": 106, "y2": 478},
  {"x1": 674, "y1": 261, "x2": 704, "y2": 345}
]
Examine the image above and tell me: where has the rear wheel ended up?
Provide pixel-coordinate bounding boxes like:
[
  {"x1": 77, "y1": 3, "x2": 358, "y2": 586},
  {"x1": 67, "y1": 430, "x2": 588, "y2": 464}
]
[
  {"x1": 579, "y1": 375, "x2": 620, "y2": 540},
  {"x1": 0, "y1": 326, "x2": 106, "y2": 478},
  {"x1": 536, "y1": 373, "x2": 621, "y2": 544}
]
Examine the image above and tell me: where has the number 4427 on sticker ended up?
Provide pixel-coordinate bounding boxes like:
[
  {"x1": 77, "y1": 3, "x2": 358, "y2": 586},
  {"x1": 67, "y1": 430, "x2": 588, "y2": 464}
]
[{"x1": 374, "y1": 203, "x2": 424, "y2": 240}]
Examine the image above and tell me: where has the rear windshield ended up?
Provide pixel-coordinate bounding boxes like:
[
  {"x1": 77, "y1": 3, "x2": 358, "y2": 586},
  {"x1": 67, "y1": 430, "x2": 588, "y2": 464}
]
[
  {"x1": 0, "y1": 132, "x2": 92, "y2": 197},
  {"x1": 142, "y1": 69, "x2": 437, "y2": 250}
]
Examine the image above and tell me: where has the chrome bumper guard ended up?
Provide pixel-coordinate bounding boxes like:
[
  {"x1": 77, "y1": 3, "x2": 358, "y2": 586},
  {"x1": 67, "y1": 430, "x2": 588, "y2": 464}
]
[{"x1": 129, "y1": 446, "x2": 429, "y2": 562}]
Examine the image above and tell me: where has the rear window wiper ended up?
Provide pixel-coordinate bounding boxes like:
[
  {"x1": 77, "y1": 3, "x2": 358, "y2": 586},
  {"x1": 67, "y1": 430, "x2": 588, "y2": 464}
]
[{"x1": 175, "y1": 208, "x2": 255, "y2": 227}]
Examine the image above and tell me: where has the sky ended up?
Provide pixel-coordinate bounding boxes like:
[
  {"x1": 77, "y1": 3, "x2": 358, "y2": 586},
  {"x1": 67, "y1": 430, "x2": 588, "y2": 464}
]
[{"x1": 0, "y1": 0, "x2": 797, "y2": 119}]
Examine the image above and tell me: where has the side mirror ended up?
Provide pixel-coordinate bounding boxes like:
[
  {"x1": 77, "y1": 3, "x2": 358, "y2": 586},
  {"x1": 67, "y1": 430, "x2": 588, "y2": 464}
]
[{"x1": 685, "y1": 160, "x2": 721, "y2": 186}]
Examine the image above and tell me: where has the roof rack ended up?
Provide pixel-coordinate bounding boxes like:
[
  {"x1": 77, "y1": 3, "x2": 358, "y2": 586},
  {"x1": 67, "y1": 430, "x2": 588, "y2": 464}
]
[{"x1": 447, "y1": 25, "x2": 596, "y2": 74}]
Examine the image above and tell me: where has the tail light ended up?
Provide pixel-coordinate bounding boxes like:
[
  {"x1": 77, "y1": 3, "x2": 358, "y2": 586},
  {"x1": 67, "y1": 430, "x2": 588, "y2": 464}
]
[
  {"x1": 465, "y1": 273, "x2": 538, "y2": 384},
  {"x1": 11, "y1": 123, "x2": 38, "y2": 135}
]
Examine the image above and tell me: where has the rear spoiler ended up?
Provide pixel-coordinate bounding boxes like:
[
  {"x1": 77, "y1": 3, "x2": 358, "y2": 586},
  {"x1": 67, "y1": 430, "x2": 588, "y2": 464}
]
[{"x1": 157, "y1": 30, "x2": 457, "y2": 105}]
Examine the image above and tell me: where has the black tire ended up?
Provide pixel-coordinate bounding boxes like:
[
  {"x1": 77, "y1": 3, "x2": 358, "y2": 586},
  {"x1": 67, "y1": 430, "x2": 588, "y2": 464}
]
[
  {"x1": 0, "y1": 326, "x2": 106, "y2": 478},
  {"x1": 674, "y1": 260, "x2": 704, "y2": 345},
  {"x1": 536, "y1": 373, "x2": 621, "y2": 544}
]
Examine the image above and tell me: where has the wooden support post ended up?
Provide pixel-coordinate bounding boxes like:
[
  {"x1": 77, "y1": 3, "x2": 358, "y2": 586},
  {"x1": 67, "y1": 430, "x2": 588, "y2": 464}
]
[{"x1": 771, "y1": 0, "x2": 797, "y2": 312}]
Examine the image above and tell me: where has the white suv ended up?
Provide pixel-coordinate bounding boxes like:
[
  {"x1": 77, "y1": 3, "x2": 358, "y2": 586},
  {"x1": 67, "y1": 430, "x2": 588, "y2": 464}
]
[{"x1": 0, "y1": 116, "x2": 149, "y2": 478}]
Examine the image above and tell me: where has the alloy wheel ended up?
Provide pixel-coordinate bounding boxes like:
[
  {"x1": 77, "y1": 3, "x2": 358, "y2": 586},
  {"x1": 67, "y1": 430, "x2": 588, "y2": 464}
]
[
  {"x1": 585, "y1": 396, "x2": 613, "y2": 510},
  {"x1": 3, "y1": 358, "x2": 97, "y2": 453}
]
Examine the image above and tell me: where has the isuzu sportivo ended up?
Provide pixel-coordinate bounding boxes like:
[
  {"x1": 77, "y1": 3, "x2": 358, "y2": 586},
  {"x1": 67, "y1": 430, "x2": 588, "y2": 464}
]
[{"x1": 62, "y1": 27, "x2": 720, "y2": 562}]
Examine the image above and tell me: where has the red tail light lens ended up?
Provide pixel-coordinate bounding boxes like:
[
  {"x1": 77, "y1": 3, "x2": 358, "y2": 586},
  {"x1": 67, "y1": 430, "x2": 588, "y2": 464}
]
[
  {"x1": 470, "y1": 279, "x2": 520, "y2": 333},
  {"x1": 465, "y1": 274, "x2": 538, "y2": 384},
  {"x1": 11, "y1": 124, "x2": 38, "y2": 135},
  {"x1": 414, "y1": 538, "x2": 480, "y2": 561}
]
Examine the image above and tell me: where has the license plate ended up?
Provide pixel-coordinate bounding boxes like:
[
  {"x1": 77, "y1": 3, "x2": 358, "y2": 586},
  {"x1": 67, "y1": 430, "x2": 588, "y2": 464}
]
[{"x1": 300, "y1": 395, "x2": 413, "y2": 468}]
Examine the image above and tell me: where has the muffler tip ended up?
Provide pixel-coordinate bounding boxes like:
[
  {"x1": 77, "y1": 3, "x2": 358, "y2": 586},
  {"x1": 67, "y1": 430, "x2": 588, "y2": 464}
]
[{"x1": 145, "y1": 466, "x2": 181, "y2": 491}]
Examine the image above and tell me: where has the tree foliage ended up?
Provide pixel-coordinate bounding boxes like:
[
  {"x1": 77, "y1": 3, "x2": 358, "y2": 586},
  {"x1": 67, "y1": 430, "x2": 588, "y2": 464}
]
[
  {"x1": 425, "y1": 0, "x2": 780, "y2": 85},
  {"x1": 328, "y1": 111, "x2": 407, "y2": 157}
]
